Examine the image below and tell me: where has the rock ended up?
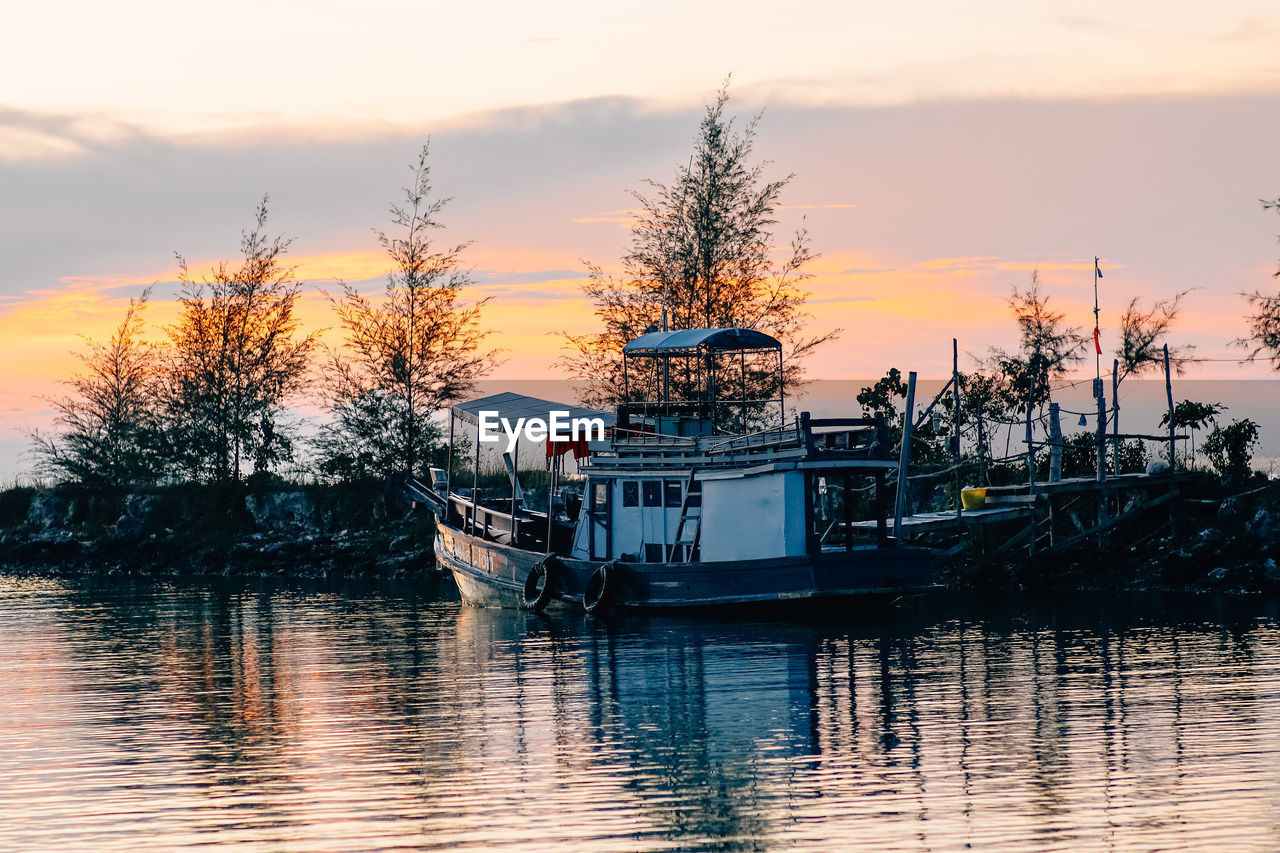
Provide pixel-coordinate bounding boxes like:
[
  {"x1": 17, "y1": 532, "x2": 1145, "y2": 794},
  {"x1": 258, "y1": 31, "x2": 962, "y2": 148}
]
[
  {"x1": 245, "y1": 492, "x2": 314, "y2": 531},
  {"x1": 123, "y1": 494, "x2": 160, "y2": 525},
  {"x1": 111, "y1": 513, "x2": 148, "y2": 542},
  {"x1": 26, "y1": 492, "x2": 73, "y2": 530},
  {"x1": 1196, "y1": 527, "x2": 1225, "y2": 548},
  {"x1": 1161, "y1": 547, "x2": 1202, "y2": 585},
  {"x1": 1218, "y1": 496, "x2": 1251, "y2": 526},
  {"x1": 1246, "y1": 509, "x2": 1280, "y2": 548}
]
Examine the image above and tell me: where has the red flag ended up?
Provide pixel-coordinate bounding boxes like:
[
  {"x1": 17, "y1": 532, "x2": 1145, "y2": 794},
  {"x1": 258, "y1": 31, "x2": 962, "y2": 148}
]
[
  {"x1": 546, "y1": 438, "x2": 590, "y2": 459},
  {"x1": 1093, "y1": 327, "x2": 1102, "y2": 355}
]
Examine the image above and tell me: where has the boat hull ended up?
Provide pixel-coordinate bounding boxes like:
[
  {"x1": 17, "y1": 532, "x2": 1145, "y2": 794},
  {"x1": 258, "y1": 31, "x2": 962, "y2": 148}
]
[{"x1": 435, "y1": 522, "x2": 937, "y2": 610}]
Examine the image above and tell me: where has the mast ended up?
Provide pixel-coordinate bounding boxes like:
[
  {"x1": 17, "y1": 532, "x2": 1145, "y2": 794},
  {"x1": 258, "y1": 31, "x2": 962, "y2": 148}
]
[{"x1": 1093, "y1": 255, "x2": 1101, "y2": 384}]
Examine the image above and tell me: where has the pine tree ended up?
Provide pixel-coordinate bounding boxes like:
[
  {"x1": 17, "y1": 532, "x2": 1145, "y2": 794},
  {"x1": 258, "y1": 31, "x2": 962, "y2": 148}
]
[
  {"x1": 316, "y1": 144, "x2": 497, "y2": 481},
  {"x1": 30, "y1": 289, "x2": 163, "y2": 487},
  {"x1": 161, "y1": 199, "x2": 315, "y2": 481},
  {"x1": 561, "y1": 80, "x2": 837, "y2": 413}
]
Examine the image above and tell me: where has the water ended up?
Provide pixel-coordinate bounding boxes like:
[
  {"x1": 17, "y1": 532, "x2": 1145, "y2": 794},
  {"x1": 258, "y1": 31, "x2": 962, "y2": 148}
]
[{"x1": 3, "y1": 576, "x2": 1280, "y2": 851}]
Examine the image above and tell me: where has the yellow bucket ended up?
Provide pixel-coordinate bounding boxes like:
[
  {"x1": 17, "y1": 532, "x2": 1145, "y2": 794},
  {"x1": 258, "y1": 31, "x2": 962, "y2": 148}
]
[{"x1": 961, "y1": 487, "x2": 987, "y2": 510}]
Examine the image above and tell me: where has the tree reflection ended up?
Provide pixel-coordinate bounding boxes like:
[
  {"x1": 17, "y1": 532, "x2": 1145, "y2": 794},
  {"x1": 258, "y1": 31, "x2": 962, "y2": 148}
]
[{"x1": 8, "y1": 579, "x2": 1280, "y2": 850}]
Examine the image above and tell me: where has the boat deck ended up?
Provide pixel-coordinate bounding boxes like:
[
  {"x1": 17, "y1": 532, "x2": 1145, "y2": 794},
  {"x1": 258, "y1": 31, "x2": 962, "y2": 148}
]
[
  {"x1": 848, "y1": 506, "x2": 1030, "y2": 534},
  {"x1": 849, "y1": 471, "x2": 1193, "y2": 538}
]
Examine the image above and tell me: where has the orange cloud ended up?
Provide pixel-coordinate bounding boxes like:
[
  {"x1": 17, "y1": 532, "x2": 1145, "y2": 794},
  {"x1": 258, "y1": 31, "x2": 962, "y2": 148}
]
[
  {"x1": 572, "y1": 209, "x2": 642, "y2": 227},
  {"x1": 0, "y1": 249, "x2": 1269, "y2": 438},
  {"x1": 292, "y1": 251, "x2": 388, "y2": 283},
  {"x1": 777, "y1": 203, "x2": 858, "y2": 210}
]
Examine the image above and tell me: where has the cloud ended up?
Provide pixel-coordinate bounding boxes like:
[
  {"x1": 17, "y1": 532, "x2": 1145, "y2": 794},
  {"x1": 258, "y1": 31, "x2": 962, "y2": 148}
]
[
  {"x1": 911, "y1": 257, "x2": 1119, "y2": 277},
  {"x1": 0, "y1": 91, "x2": 1277, "y2": 409},
  {"x1": 777, "y1": 203, "x2": 857, "y2": 211},
  {"x1": 1213, "y1": 17, "x2": 1275, "y2": 41},
  {"x1": 1055, "y1": 15, "x2": 1116, "y2": 33},
  {"x1": 807, "y1": 296, "x2": 877, "y2": 304},
  {"x1": 572, "y1": 209, "x2": 642, "y2": 227},
  {"x1": 0, "y1": 106, "x2": 144, "y2": 161},
  {"x1": 476, "y1": 269, "x2": 584, "y2": 284}
]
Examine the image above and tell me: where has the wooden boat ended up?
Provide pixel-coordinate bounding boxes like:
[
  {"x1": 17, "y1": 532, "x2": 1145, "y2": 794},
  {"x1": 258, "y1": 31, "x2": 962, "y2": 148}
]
[{"x1": 413, "y1": 328, "x2": 936, "y2": 611}]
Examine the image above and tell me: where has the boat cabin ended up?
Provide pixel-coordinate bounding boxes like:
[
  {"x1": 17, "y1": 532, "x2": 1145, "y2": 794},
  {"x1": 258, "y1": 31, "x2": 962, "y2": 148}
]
[
  {"x1": 569, "y1": 327, "x2": 898, "y2": 564},
  {"x1": 435, "y1": 328, "x2": 899, "y2": 568}
]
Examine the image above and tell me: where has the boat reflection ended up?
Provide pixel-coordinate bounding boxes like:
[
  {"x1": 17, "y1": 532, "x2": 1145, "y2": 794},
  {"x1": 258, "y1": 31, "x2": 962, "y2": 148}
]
[{"x1": 5, "y1": 577, "x2": 1280, "y2": 850}]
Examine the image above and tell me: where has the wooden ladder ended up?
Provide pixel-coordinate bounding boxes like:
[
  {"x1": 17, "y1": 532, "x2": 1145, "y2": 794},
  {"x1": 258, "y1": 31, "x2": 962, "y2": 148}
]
[{"x1": 668, "y1": 473, "x2": 703, "y2": 562}]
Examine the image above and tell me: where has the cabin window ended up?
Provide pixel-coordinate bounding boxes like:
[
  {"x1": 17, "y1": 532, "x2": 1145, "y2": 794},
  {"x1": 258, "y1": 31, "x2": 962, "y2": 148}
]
[
  {"x1": 642, "y1": 480, "x2": 662, "y2": 507},
  {"x1": 622, "y1": 481, "x2": 639, "y2": 507},
  {"x1": 644, "y1": 543, "x2": 664, "y2": 562},
  {"x1": 664, "y1": 480, "x2": 683, "y2": 507},
  {"x1": 589, "y1": 479, "x2": 611, "y2": 560}
]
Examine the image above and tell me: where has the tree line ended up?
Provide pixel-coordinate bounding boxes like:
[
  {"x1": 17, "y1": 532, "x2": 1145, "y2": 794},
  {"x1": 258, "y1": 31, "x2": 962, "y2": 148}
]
[
  {"x1": 858, "y1": 230, "x2": 1280, "y2": 487},
  {"x1": 25, "y1": 84, "x2": 1280, "y2": 491},
  {"x1": 31, "y1": 145, "x2": 498, "y2": 489}
]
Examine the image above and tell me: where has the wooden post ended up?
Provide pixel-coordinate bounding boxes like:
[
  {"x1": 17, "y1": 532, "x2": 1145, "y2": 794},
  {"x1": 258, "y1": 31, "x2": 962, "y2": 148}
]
[
  {"x1": 1112, "y1": 358, "x2": 1121, "y2": 475},
  {"x1": 978, "y1": 413, "x2": 987, "y2": 485},
  {"x1": 875, "y1": 470, "x2": 888, "y2": 546},
  {"x1": 1048, "y1": 493, "x2": 1056, "y2": 548},
  {"x1": 778, "y1": 349, "x2": 785, "y2": 427},
  {"x1": 1025, "y1": 402, "x2": 1034, "y2": 490},
  {"x1": 893, "y1": 371, "x2": 917, "y2": 541},
  {"x1": 1095, "y1": 380, "x2": 1108, "y2": 547},
  {"x1": 953, "y1": 338, "x2": 962, "y2": 519},
  {"x1": 510, "y1": 436, "x2": 519, "y2": 545},
  {"x1": 843, "y1": 472, "x2": 853, "y2": 552},
  {"x1": 472, "y1": 421, "x2": 481, "y2": 535},
  {"x1": 1026, "y1": 401, "x2": 1036, "y2": 555},
  {"x1": 545, "y1": 451, "x2": 557, "y2": 553},
  {"x1": 1095, "y1": 380, "x2": 1107, "y2": 484},
  {"x1": 445, "y1": 410, "x2": 454, "y2": 508},
  {"x1": 1164, "y1": 344, "x2": 1176, "y2": 467},
  {"x1": 1049, "y1": 402, "x2": 1062, "y2": 482}
]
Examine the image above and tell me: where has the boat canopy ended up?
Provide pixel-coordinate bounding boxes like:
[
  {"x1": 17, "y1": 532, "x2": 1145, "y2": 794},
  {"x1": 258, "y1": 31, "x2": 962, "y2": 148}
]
[
  {"x1": 622, "y1": 327, "x2": 781, "y2": 356},
  {"x1": 451, "y1": 392, "x2": 616, "y2": 428}
]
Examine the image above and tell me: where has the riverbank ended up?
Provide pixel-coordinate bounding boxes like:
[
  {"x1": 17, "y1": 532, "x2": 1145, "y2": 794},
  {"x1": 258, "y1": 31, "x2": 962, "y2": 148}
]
[
  {"x1": 3, "y1": 478, "x2": 1280, "y2": 594},
  {"x1": 941, "y1": 475, "x2": 1280, "y2": 595},
  {"x1": 0, "y1": 481, "x2": 436, "y2": 579}
]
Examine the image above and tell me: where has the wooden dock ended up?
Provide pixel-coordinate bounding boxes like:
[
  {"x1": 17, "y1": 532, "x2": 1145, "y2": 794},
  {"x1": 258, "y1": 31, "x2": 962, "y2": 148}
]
[
  {"x1": 850, "y1": 505, "x2": 1030, "y2": 534},
  {"x1": 851, "y1": 471, "x2": 1195, "y2": 561}
]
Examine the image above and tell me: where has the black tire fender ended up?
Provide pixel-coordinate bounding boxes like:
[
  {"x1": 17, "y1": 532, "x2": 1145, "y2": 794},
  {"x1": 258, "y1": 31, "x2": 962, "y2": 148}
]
[
  {"x1": 583, "y1": 560, "x2": 619, "y2": 614},
  {"x1": 523, "y1": 554, "x2": 559, "y2": 611}
]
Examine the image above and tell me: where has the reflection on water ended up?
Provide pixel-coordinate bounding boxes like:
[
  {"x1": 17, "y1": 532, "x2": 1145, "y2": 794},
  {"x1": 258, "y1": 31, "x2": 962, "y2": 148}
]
[{"x1": 2, "y1": 576, "x2": 1280, "y2": 851}]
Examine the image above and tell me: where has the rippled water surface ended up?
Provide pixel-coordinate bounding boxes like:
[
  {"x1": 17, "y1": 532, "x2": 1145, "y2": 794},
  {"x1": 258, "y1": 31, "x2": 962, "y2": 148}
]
[{"x1": 3, "y1": 575, "x2": 1280, "y2": 851}]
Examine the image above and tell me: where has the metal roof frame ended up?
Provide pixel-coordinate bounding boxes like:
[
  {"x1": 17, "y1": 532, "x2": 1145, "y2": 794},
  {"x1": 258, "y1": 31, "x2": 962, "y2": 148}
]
[{"x1": 621, "y1": 327, "x2": 782, "y2": 356}]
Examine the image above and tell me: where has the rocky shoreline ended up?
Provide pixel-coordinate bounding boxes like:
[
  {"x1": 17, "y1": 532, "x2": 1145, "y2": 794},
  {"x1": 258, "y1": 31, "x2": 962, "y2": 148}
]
[
  {"x1": 0, "y1": 482, "x2": 437, "y2": 580},
  {"x1": 942, "y1": 479, "x2": 1280, "y2": 595},
  {"x1": 4, "y1": 478, "x2": 1280, "y2": 595}
]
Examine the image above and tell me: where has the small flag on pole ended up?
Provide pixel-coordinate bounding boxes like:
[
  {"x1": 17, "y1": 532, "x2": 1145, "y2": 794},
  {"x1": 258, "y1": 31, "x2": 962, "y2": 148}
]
[
  {"x1": 1095, "y1": 259, "x2": 1103, "y2": 279},
  {"x1": 1093, "y1": 326, "x2": 1102, "y2": 355}
]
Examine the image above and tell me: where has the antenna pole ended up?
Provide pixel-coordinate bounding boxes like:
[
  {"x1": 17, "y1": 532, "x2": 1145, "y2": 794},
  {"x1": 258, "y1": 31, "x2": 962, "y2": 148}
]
[{"x1": 1093, "y1": 255, "x2": 1100, "y2": 384}]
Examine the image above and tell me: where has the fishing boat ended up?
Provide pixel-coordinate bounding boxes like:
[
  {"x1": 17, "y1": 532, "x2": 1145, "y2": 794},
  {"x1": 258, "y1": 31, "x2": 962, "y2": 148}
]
[{"x1": 410, "y1": 328, "x2": 937, "y2": 611}]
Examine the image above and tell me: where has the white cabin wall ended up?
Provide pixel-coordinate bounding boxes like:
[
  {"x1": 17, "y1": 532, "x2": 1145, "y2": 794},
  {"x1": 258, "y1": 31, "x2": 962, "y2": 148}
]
[
  {"x1": 570, "y1": 478, "x2": 684, "y2": 561},
  {"x1": 571, "y1": 512, "x2": 590, "y2": 560},
  {"x1": 700, "y1": 471, "x2": 806, "y2": 561},
  {"x1": 611, "y1": 480, "x2": 681, "y2": 560}
]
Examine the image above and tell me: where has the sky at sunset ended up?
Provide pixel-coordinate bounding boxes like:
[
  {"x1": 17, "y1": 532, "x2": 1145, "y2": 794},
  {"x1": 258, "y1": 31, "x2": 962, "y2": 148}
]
[{"x1": 3, "y1": 1, "x2": 1280, "y2": 478}]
